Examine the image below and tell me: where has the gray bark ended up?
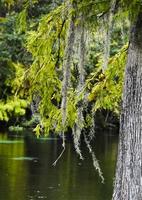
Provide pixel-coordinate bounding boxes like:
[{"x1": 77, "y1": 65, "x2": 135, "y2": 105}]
[{"x1": 112, "y1": 12, "x2": 142, "y2": 200}]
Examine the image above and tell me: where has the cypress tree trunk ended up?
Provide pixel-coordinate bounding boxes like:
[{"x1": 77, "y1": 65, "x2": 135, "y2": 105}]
[{"x1": 112, "y1": 13, "x2": 142, "y2": 200}]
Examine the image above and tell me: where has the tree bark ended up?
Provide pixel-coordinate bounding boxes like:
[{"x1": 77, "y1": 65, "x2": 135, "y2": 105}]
[{"x1": 112, "y1": 12, "x2": 142, "y2": 200}]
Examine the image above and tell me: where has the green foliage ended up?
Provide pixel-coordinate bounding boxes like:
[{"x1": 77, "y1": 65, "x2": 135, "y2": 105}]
[
  {"x1": 0, "y1": 7, "x2": 31, "y2": 124},
  {"x1": 1, "y1": 0, "x2": 15, "y2": 7},
  {"x1": 0, "y1": 97, "x2": 28, "y2": 121},
  {"x1": 21, "y1": 114, "x2": 40, "y2": 127},
  {"x1": 87, "y1": 45, "x2": 128, "y2": 114},
  {"x1": 16, "y1": 8, "x2": 27, "y2": 34},
  {"x1": 1, "y1": 0, "x2": 141, "y2": 132},
  {"x1": 33, "y1": 124, "x2": 41, "y2": 138},
  {"x1": 26, "y1": 5, "x2": 68, "y2": 134},
  {"x1": 9, "y1": 125, "x2": 24, "y2": 132},
  {"x1": 67, "y1": 92, "x2": 78, "y2": 128},
  {"x1": 24, "y1": 0, "x2": 131, "y2": 135}
]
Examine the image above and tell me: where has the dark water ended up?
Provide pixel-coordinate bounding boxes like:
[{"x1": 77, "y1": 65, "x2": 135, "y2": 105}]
[{"x1": 0, "y1": 131, "x2": 118, "y2": 200}]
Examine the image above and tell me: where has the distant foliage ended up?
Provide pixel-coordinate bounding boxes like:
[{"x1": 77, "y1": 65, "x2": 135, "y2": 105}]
[
  {"x1": 0, "y1": 0, "x2": 134, "y2": 132},
  {"x1": 0, "y1": 97, "x2": 28, "y2": 121}
]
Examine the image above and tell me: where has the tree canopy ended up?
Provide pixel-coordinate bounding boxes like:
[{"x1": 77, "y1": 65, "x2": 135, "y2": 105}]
[{"x1": 0, "y1": 0, "x2": 142, "y2": 197}]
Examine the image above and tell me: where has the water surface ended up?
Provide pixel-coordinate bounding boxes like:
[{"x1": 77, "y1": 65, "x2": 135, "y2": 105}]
[{"x1": 0, "y1": 131, "x2": 118, "y2": 200}]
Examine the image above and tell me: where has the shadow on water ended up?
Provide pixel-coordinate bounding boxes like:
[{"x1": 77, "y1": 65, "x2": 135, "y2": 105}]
[{"x1": 0, "y1": 130, "x2": 118, "y2": 200}]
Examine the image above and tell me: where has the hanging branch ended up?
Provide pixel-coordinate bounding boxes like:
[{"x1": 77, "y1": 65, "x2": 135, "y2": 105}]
[
  {"x1": 60, "y1": 0, "x2": 76, "y2": 148},
  {"x1": 53, "y1": 1, "x2": 76, "y2": 166},
  {"x1": 102, "y1": 0, "x2": 117, "y2": 71},
  {"x1": 73, "y1": 16, "x2": 85, "y2": 160},
  {"x1": 73, "y1": 19, "x2": 104, "y2": 179},
  {"x1": 52, "y1": 0, "x2": 77, "y2": 166},
  {"x1": 55, "y1": 19, "x2": 66, "y2": 70},
  {"x1": 89, "y1": 111, "x2": 96, "y2": 141},
  {"x1": 83, "y1": 133, "x2": 104, "y2": 183},
  {"x1": 52, "y1": 0, "x2": 56, "y2": 8}
]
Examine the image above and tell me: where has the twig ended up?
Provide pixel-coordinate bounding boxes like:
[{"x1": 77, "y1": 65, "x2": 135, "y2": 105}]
[{"x1": 52, "y1": 145, "x2": 65, "y2": 166}]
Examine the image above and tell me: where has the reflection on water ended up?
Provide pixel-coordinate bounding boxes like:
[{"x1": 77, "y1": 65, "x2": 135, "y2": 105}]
[{"x1": 0, "y1": 131, "x2": 118, "y2": 200}]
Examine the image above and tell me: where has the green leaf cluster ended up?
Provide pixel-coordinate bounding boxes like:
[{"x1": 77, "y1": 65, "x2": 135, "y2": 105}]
[
  {"x1": 88, "y1": 45, "x2": 127, "y2": 114},
  {"x1": 0, "y1": 97, "x2": 28, "y2": 121}
]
